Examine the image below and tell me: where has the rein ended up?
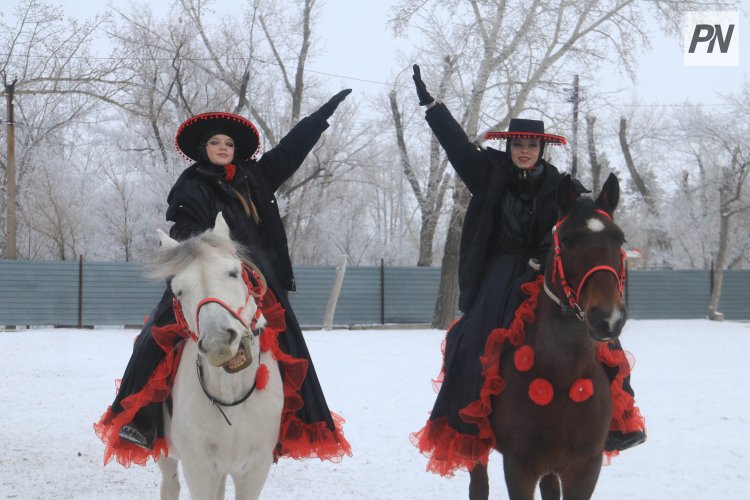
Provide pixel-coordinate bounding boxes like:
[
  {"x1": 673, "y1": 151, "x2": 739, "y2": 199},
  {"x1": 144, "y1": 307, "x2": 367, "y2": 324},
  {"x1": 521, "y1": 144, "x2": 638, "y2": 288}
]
[
  {"x1": 545, "y1": 209, "x2": 626, "y2": 321},
  {"x1": 172, "y1": 264, "x2": 268, "y2": 425},
  {"x1": 196, "y1": 356, "x2": 258, "y2": 426}
]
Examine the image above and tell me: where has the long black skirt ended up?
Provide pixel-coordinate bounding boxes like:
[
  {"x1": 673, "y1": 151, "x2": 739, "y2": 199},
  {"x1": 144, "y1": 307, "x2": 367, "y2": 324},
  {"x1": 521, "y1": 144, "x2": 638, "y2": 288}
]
[{"x1": 430, "y1": 253, "x2": 537, "y2": 435}]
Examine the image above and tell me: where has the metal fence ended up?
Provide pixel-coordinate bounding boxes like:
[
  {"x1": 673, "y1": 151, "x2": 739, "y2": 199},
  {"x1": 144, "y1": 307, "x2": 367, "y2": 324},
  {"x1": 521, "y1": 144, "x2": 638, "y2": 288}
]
[{"x1": 0, "y1": 259, "x2": 747, "y2": 328}]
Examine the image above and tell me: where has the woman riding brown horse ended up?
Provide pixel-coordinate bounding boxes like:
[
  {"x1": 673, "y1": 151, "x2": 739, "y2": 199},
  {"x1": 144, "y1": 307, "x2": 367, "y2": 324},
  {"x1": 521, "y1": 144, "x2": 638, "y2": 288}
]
[
  {"x1": 409, "y1": 64, "x2": 645, "y2": 488},
  {"x1": 469, "y1": 173, "x2": 638, "y2": 499}
]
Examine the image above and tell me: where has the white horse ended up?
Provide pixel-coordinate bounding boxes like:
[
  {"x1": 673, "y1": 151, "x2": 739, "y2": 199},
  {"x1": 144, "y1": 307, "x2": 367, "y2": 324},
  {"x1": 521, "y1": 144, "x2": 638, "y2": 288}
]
[{"x1": 153, "y1": 213, "x2": 283, "y2": 500}]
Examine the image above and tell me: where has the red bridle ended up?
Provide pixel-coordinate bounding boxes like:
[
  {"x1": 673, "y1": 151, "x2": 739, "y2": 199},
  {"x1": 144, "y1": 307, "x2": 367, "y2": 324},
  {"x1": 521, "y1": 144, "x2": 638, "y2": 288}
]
[
  {"x1": 548, "y1": 209, "x2": 627, "y2": 320},
  {"x1": 173, "y1": 265, "x2": 267, "y2": 342}
]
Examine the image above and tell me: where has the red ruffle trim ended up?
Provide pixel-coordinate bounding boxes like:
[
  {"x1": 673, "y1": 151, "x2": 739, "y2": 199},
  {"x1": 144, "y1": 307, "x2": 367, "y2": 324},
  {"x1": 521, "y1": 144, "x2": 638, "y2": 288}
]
[
  {"x1": 258, "y1": 292, "x2": 351, "y2": 462},
  {"x1": 411, "y1": 276, "x2": 543, "y2": 477},
  {"x1": 93, "y1": 323, "x2": 187, "y2": 467},
  {"x1": 597, "y1": 342, "x2": 646, "y2": 463},
  {"x1": 413, "y1": 275, "x2": 645, "y2": 475},
  {"x1": 94, "y1": 289, "x2": 350, "y2": 467}
]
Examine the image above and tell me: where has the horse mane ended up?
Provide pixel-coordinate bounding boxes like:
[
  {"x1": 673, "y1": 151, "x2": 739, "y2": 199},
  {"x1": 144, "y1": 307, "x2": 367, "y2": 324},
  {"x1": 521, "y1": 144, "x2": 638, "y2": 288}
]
[
  {"x1": 565, "y1": 196, "x2": 597, "y2": 226},
  {"x1": 150, "y1": 230, "x2": 251, "y2": 280}
]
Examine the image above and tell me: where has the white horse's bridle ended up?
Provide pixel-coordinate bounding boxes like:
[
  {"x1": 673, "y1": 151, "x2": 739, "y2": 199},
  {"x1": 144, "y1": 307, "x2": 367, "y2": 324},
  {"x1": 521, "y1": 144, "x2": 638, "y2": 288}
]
[{"x1": 172, "y1": 265, "x2": 268, "y2": 425}]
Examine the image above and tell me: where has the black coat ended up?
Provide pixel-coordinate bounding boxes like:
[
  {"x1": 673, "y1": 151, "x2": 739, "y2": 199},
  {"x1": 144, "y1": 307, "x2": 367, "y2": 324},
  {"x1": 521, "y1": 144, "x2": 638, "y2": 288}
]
[
  {"x1": 425, "y1": 103, "x2": 563, "y2": 312},
  {"x1": 165, "y1": 110, "x2": 330, "y2": 292}
]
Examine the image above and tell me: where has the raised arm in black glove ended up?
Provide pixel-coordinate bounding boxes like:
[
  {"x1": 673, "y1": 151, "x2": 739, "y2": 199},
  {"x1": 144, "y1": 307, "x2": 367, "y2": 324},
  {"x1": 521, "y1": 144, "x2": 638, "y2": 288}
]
[
  {"x1": 317, "y1": 89, "x2": 352, "y2": 119},
  {"x1": 412, "y1": 64, "x2": 435, "y2": 106}
]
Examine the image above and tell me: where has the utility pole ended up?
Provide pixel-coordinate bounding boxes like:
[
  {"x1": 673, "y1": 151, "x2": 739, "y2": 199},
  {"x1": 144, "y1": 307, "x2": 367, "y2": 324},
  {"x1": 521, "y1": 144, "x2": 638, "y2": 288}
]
[
  {"x1": 565, "y1": 74, "x2": 581, "y2": 178},
  {"x1": 4, "y1": 74, "x2": 17, "y2": 259}
]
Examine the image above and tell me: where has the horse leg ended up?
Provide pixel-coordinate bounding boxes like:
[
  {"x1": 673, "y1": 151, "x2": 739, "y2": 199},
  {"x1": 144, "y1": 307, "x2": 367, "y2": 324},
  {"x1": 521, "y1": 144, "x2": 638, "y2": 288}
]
[
  {"x1": 157, "y1": 455, "x2": 180, "y2": 500},
  {"x1": 181, "y1": 461, "x2": 226, "y2": 500},
  {"x1": 469, "y1": 462, "x2": 489, "y2": 500},
  {"x1": 232, "y1": 457, "x2": 273, "y2": 500},
  {"x1": 559, "y1": 454, "x2": 603, "y2": 500},
  {"x1": 502, "y1": 456, "x2": 538, "y2": 500},
  {"x1": 539, "y1": 473, "x2": 561, "y2": 500}
]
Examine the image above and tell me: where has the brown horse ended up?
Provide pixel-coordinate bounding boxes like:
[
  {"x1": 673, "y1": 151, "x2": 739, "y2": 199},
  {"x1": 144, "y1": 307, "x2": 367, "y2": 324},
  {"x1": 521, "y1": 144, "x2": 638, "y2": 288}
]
[{"x1": 469, "y1": 173, "x2": 627, "y2": 500}]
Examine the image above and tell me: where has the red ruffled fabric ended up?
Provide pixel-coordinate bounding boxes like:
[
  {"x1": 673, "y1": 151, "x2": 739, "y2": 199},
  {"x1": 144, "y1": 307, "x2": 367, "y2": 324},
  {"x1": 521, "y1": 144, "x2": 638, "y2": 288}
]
[
  {"x1": 257, "y1": 291, "x2": 351, "y2": 462},
  {"x1": 93, "y1": 322, "x2": 186, "y2": 467},
  {"x1": 597, "y1": 342, "x2": 646, "y2": 463},
  {"x1": 411, "y1": 276, "x2": 543, "y2": 477},
  {"x1": 413, "y1": 275, "x2": 645, "y2": 476},
  {"x1": 94, "y1": 288, "x2": 351, "y2": 467}
]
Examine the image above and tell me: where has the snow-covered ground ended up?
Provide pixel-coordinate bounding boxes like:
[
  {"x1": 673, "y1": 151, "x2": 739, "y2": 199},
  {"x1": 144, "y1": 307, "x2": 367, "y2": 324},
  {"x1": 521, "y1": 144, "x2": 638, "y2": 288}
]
[{"x1": 1, "y1": 320, "x2": 748, "y2": 499}]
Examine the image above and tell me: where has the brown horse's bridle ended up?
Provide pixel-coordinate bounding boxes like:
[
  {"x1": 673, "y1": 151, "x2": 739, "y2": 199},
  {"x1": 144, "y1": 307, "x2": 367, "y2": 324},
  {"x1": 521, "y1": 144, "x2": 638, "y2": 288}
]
[{"x1": 544, "y1": 209, "x2": 627, "y2": 321}]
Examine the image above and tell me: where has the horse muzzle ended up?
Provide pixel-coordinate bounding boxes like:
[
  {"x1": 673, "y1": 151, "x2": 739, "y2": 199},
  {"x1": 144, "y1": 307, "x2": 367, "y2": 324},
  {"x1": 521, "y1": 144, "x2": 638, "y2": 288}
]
[
  {"x1": 222, "y1": 336, "x2": 254, "y2": 373},
  {"x1": 585, "y1": 304, "x2": 627, "y2": 341}
]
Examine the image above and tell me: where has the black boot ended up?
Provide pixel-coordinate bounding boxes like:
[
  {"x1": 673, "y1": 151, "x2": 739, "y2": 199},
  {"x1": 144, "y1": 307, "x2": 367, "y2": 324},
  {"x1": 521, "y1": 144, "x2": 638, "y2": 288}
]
[
  {"x1": 605, "y1": 429, "x2": 646, "y2": 452},
  {"x1": 118, "y1": 407, "x2": 157, "y2": 450}
]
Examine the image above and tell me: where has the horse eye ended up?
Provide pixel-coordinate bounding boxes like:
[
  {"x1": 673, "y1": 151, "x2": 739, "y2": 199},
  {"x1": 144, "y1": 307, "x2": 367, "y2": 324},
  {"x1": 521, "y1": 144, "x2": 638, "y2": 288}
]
[
  {"x1": 175, "y1": 290, "x2": 183, "y2": 297},
  {"x1": 228, "y1": 270, "x2": 239, "y2": 279}
]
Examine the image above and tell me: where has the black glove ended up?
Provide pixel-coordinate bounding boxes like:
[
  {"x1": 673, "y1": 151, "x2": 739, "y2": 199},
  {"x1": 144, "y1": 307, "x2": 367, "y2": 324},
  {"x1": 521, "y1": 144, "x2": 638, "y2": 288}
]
[
  {"x1": 317, "y1": 89, "x2": 352, "y2": 119},
  {"x1": 412, "y1": 64, "x2": 435, "y2": 106}
]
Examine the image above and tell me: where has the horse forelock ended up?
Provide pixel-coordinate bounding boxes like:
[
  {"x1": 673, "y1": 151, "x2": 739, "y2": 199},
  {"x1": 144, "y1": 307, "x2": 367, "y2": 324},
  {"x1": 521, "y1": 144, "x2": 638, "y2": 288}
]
[
  {"x1": 565, "y1": 197, "x2": 597, "y2": 227},
  {"x1": 150, "y1": 231, "x2": 248, "y2": 279}
]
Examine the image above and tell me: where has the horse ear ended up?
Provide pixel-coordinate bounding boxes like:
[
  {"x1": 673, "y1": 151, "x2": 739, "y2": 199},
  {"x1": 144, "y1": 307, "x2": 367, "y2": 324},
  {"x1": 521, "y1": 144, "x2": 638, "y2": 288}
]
[
  {"x1": 596, "y1": 173, "x2": 620, "y2": 216},
  {"x1": 157, "y1": 229, "x2": 179, "y2": 250},
  {"x1": 556, "y1": 174, "x2": 579, "y2": 214},
  {"x1": 213, "y1": 212, "x2": 231, "y2": 238}
]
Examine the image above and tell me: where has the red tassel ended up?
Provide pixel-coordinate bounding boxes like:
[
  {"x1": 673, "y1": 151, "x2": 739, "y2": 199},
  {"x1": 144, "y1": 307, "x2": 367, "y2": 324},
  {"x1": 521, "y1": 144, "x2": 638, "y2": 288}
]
[{"x1": 256, "y1": 363, "x2": 269, "y2": 390}]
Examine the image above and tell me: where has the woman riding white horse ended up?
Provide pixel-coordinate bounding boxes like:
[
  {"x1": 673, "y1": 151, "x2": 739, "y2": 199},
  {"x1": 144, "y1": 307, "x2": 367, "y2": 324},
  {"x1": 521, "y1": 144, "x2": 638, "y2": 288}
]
[
  {"x1": 154, "y1": 213, "x2": 283, "y2": 499},
  {"x1": 95, "y1": 98, "x2": 353, "y2": 468}
]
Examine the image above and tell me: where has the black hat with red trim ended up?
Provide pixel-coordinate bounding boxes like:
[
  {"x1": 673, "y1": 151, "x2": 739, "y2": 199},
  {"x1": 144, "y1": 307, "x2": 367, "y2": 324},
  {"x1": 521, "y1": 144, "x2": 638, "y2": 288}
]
[
  {"x1": 175, "y1": 112, "x2": 261, "y2": 162},
  {"x1": 485, "y1": 118, "x2": 567, "y2": 145}
]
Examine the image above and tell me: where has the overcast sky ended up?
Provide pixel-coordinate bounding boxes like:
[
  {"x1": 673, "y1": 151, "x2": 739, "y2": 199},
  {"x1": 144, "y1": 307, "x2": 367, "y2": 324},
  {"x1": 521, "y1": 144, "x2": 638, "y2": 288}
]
[{"x1": 45, "y1": 0, "x2": 749, "y2": 108}]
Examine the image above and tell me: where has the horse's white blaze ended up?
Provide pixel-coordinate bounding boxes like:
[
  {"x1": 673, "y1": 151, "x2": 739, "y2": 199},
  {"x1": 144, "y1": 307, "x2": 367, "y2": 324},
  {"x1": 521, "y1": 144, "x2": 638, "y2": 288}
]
[
  {"x1": 606, "y1": 306, "x2": 623, "y2": 332},
  {"x1": 587, "y1": 218, "x2": 605, "y2": 232}
]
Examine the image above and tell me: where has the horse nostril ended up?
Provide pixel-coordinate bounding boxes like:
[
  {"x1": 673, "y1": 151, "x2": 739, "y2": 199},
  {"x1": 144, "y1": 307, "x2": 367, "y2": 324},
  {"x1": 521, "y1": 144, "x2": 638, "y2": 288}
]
[
  {"x1": 227, "y1": 328, "x2": 239, "y2": 343},
  {"x1": 197, "y1": 339, "x2": 205, "y2": 352},
  {"x1": 588, "y1": 305, "x2": 624, "y2": 337}
]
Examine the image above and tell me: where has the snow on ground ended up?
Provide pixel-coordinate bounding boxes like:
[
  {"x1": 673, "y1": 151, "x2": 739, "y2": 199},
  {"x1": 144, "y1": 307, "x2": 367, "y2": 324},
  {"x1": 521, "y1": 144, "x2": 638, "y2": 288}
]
[{"x1": 0, "y1": 320, "x2": 748, "y2": 499}]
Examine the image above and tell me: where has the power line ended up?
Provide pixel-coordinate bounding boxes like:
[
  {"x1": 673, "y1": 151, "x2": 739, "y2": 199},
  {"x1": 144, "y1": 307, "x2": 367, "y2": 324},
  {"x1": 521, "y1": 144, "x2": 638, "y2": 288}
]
[{"x1": 0, "y1": 52, "x2": 402, "y2": 88}]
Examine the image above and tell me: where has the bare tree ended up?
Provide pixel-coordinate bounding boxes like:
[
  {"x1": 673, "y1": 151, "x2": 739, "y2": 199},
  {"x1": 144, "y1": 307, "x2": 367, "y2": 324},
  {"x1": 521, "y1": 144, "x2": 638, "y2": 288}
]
[
  {"x1": 0, "y1": 0, "x2": 113, "y2": 258},
  {"x1": 618, "y1": 114, "x2": 673, "y2": 266},
  {"x1": 585, "y1": 114, "x2": 603, "y2": 194},
  {"x1": 676, "y1": 94, "x2": 750, "y2": 319},
  {"x1": 388, "y1": 56, "x2": 454, "y2": 266}
]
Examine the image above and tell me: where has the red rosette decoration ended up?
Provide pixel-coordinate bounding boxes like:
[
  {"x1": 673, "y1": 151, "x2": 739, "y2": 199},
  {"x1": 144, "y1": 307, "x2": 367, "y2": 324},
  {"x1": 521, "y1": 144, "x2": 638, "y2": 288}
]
[
  {"x1": 514, "y1": 345, "x2": 535, "y2": 372},
  {"x1": 569, "y1": 378, "x2": 594, "y2": 403},
  {"x1": 528, "y1": 378, "x2": 554, "y2": 406}
]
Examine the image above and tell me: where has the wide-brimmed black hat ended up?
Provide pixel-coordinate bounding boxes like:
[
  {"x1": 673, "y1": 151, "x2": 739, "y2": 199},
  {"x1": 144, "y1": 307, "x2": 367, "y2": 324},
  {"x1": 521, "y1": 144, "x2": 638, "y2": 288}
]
[
  {"x1": 485, "y1": 118, "x2": 567, "y2": 144},
  {"x1": 175, "y1": 112, "x2": 261, "y2": 162}
]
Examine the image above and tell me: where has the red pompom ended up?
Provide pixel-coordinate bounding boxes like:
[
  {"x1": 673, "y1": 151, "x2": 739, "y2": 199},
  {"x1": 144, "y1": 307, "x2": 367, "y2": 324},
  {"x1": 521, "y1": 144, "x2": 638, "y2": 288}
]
[
  {"x1": 528, "y1": 378, "x2": 554, "y2": 406},
  {"x1": 256, "y1": 363, "x2": 270, "y2": 390},
  {"x1": 224, "y1": 164, "x2": 236, "y2": 181},
  {"x1": 569, "y1": 378, "x2": 594, "y2": 403},
  {"x1": 514, "y1": 345, "x2": 535, "y2": 372}
]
